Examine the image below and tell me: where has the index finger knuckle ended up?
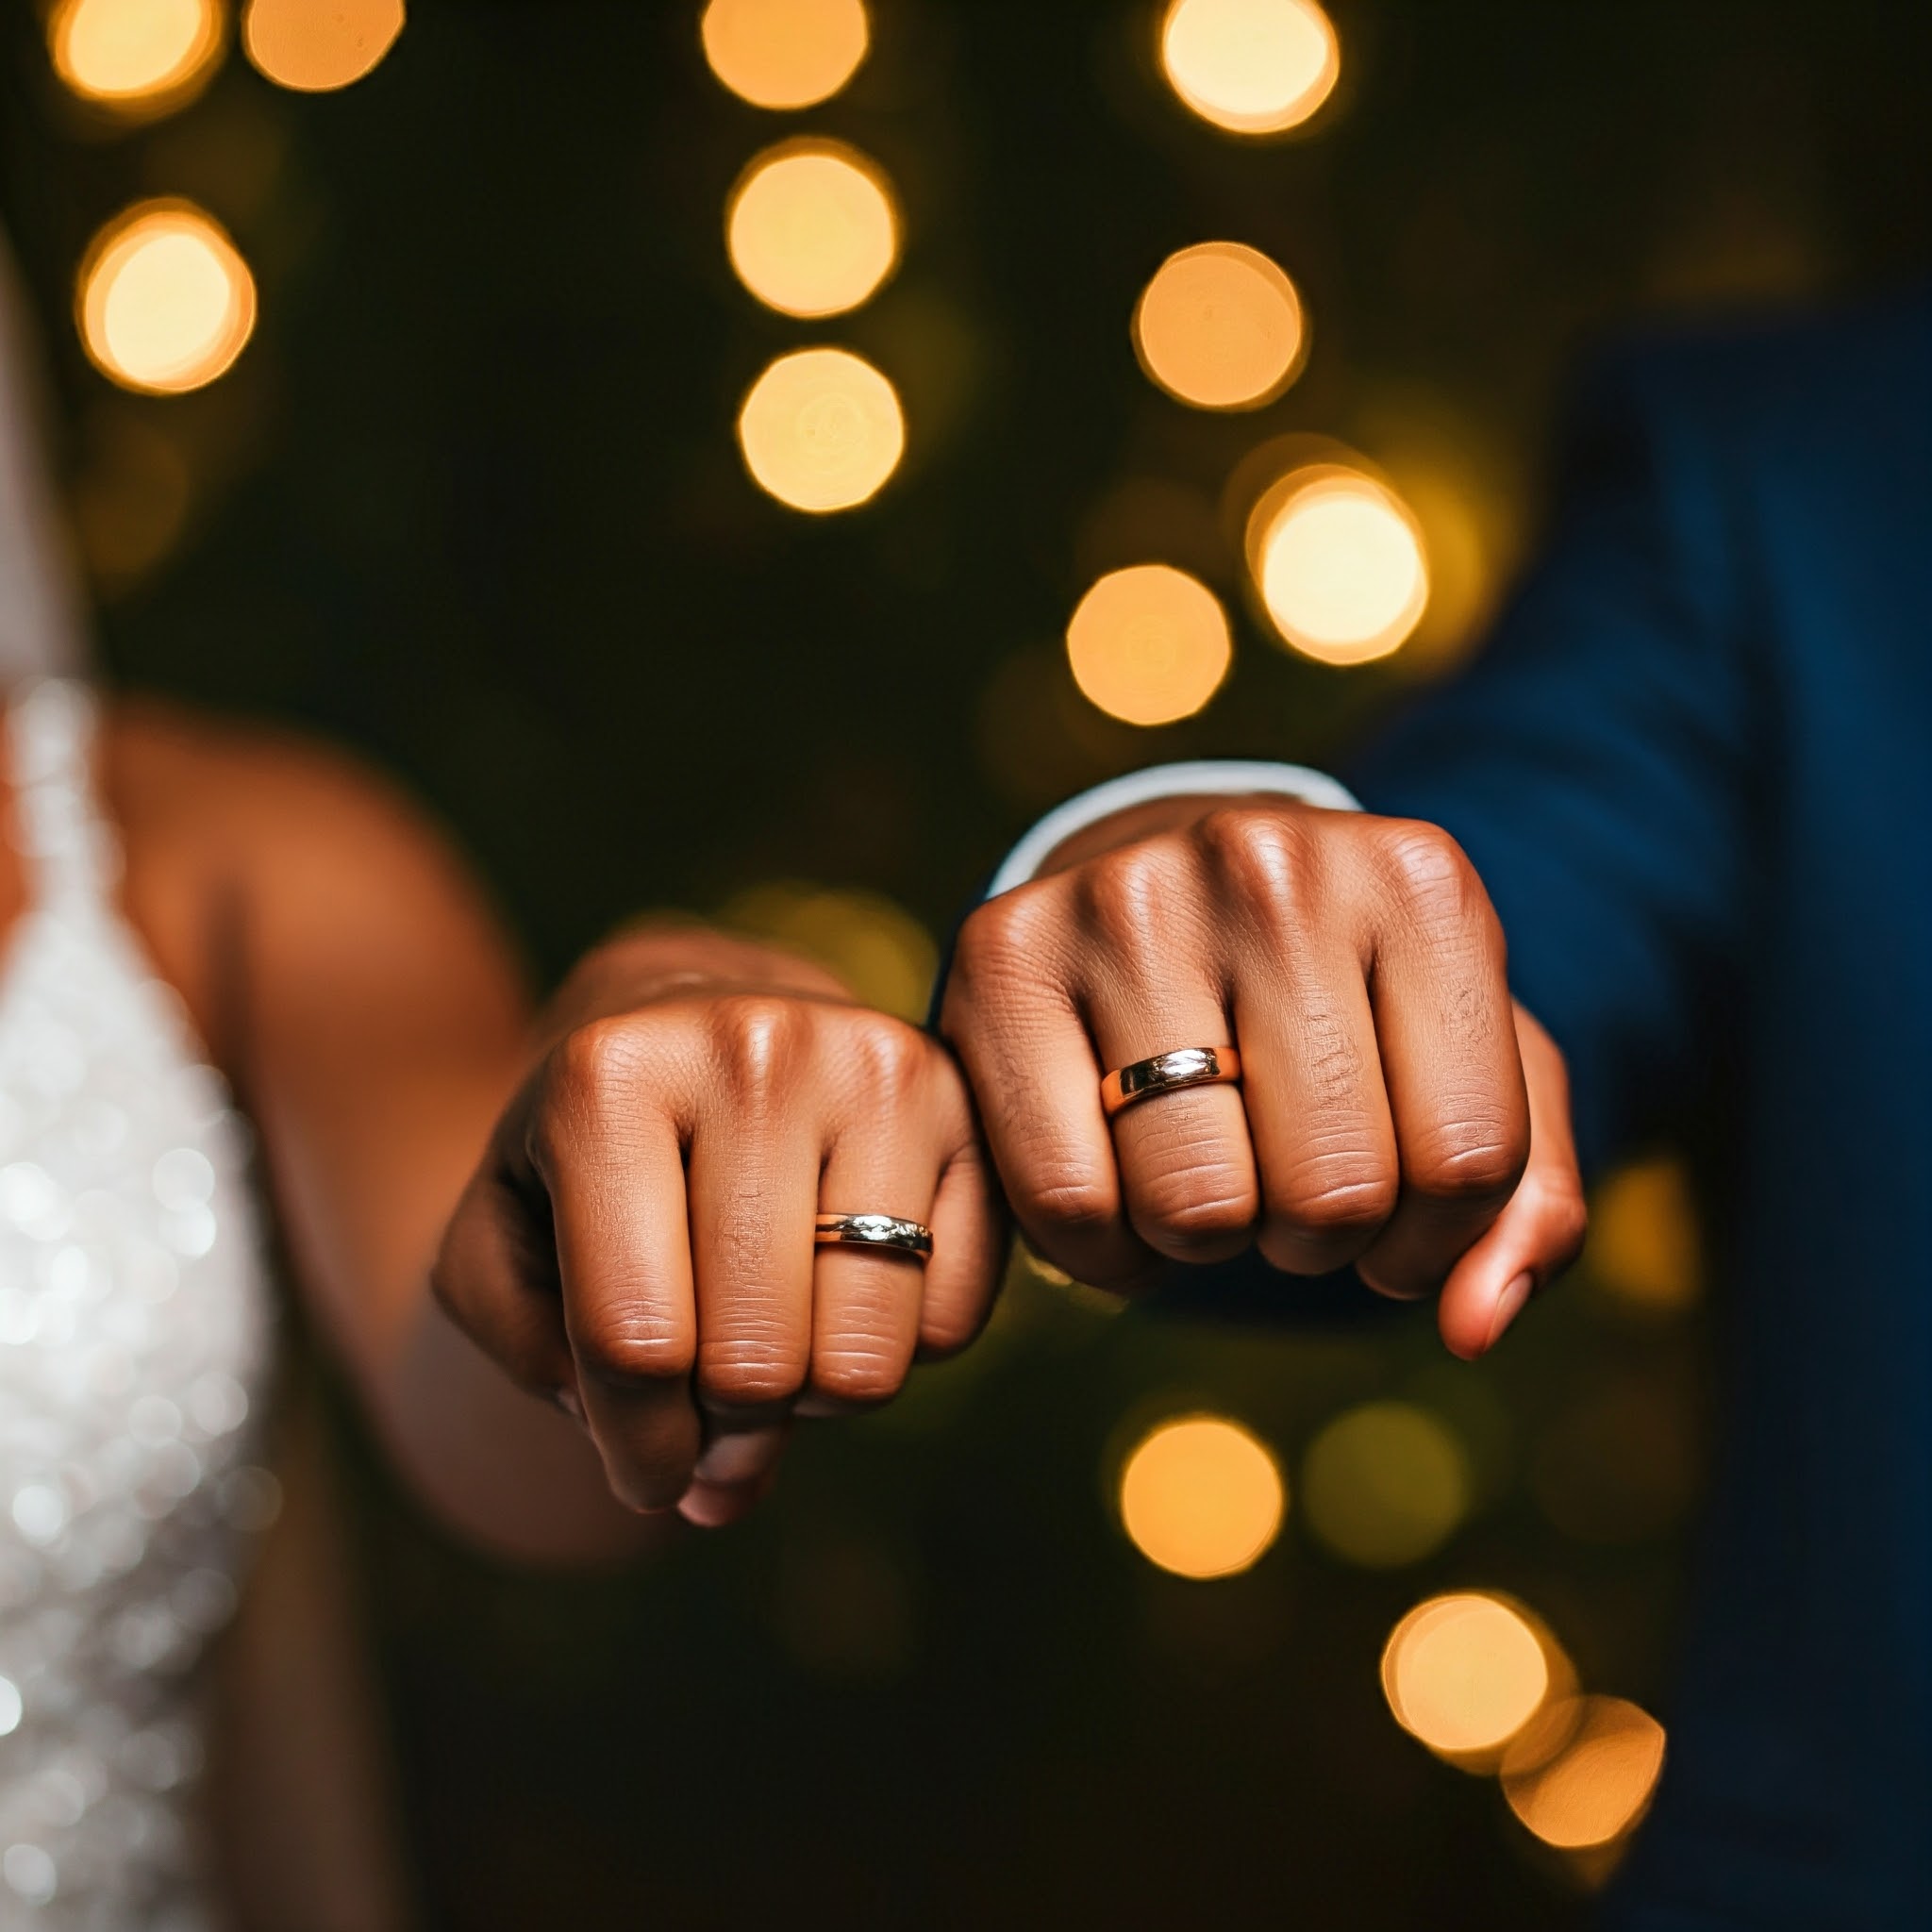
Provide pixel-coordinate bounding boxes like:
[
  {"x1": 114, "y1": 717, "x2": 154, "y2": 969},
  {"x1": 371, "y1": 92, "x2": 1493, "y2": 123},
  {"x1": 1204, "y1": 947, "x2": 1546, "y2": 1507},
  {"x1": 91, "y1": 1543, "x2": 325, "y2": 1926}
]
[
  {"x1": 1407, "y1": 1114, "x2": 1530, "y2": 1208},
  {"x1": 575, "y1": 1298, "x2": 696, "y2": 1389}
]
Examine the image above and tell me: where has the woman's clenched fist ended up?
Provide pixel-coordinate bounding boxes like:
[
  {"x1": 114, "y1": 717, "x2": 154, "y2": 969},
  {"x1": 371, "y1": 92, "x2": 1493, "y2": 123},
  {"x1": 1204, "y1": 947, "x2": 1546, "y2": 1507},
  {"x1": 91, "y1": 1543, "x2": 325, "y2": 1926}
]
[
  {"x1": 941, "y1": 797, "x2": 1585, "y2": 1357},
  {"x1": 434, "y1": 929, "x2": 1004, "y2": 1526}
]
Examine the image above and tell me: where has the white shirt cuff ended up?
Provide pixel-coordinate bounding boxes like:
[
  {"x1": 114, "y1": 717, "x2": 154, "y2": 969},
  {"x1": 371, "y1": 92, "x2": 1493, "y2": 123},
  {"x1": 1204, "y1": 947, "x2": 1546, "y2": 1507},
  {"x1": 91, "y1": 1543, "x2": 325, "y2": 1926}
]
[{"x1": 986, "y1": 760, "x2": 1363, "y2": 898}]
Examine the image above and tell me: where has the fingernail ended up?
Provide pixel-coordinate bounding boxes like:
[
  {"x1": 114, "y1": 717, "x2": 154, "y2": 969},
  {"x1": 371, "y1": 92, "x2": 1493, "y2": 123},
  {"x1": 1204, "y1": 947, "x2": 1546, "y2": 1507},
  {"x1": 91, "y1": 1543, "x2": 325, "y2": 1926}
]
[
  {"x1": 553, "y1": 1384, "x2": 586, "y2": 1427},
  {"x1": 1485, "y1": 1271, "x2": 1535, "y2": 1352},
  {"x1": 693, "y1": 1427, "x2": 780, "y2": 1486},
  {"x1": 676, "y1": 1482, "x2": 744, "y2": 1529}
]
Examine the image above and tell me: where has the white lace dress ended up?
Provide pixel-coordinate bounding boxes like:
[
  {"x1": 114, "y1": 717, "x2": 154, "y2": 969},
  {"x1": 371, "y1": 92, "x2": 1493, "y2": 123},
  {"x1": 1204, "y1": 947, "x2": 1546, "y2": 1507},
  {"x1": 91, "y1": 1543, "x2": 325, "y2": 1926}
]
[{"x1": 0, "y1": 681, "x2": 276, "y2": 1930}]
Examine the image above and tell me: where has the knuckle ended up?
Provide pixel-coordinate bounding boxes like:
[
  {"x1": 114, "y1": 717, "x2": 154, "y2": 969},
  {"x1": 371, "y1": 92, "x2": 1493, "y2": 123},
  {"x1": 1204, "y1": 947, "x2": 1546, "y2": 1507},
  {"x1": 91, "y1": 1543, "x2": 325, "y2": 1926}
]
[
  {"x1": 951, "y1": 889, "x2": 1051, "y2": 992},
  {"x1": 1408, "y1": 1118, "x2": 1529, "y2": 1206},
  {"x1": 695, "y1": 1328, "x2": 808, "y2": 1408},
  {"x1": 1022, "y1": 1167, "x2": 1123, "y2": 1241},
  {"x1": 1196, "y1": 806, "x2": 1315, "y2": 917},
  {"x1": 1079, "y1": 842, "x2": 1182, "y2": 945},
  {"x1": 576, "y1": 1305, "x2": 695, "y2": 1388},
  {"x1": 1131, "y1": 1157, "x2": 1257, "y2": 1251},
  {"x1": 843, "y1": 1009, "x2": 927, "y2": 1101},
  {"x1": 1374, "y1": 822, "x2": 1491, "y2": 932},
  {"x1": 1534, "y1": 1172, "x2": 1590, "y2": 1268},
  {"x1": 919, "y1": 1299, "x2": 991, "y2": 1361},
  {"x1": 1271, "y1": 1153, "x2": 1401, "y2": 1239},
  {"x1": 552, "y1": 1015, "x2": 647, "y2": 1114},
  {"x1": 708, "y1": 993, "x2": 809, "y2": 1094},
  {"x1": 810, "y1": 1344, "x2": 905, "y2": 1409}
]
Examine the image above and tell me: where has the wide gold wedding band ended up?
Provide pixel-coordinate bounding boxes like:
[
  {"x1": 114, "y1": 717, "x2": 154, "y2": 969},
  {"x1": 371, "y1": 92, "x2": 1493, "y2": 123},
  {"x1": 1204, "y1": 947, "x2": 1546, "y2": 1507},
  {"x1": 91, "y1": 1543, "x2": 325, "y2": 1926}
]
[
  {"x1": 814, "y1": 1213, "x2": 935, "y2": 1261},
  {"x1": 1100, "y1": 1045, "x2": 1242, "y2": 1121}
]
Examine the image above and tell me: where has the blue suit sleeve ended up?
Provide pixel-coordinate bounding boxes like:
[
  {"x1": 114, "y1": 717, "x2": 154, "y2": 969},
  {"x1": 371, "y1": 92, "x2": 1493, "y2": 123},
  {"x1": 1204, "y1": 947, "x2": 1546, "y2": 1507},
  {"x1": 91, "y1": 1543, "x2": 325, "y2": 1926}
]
[
  {"x1": 1346, "y1": 350, "x2": 1757, "y2": 1180},
  {"x1": 1148, "y1": 348, "x2": 1758, "y2": 1322}
]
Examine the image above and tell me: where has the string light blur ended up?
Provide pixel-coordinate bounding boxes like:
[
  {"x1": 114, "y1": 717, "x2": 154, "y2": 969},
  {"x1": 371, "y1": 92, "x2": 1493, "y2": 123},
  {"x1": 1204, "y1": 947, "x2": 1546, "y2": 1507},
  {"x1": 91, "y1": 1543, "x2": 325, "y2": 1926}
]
[
  {"x1": 1132, "y1": 242, "x2": 1305, "y2": 410},
  {"x1": 1301, "y1": 1401, "x2": 1471, "y2": 1568},
  {"x1": 1248, "y1": 465, "x2": 1429, "y2": 664},
  {"x1": 76, "y1": 202, "x2": 256, "y2": 397},
  {"x1": 1590, "y1": 1158, "x2": 1702, "y2": 1314},
  {"x1": 737, "y1": 346, "x2": 905, "y2": 513},
  {"x1": 1382, "y1": 1592, "x2": 1553, "y2": 1759},
  {"x1": 1159, "y1": 0, "x2": 1340, "y2": 137},
  {"x1": 720, "y1": 883, "x2": 937, "y2": 1023},
  {"x1": 72, "y1": 413, "x2": 193, "y2": 591},
  {"x1": 1118, "y1": 1414, "x2": 1284, "y2": 1579},
  {"x1": 1066, "y1": 564, "x2": 1232, "y2": 726},
  {"x1": 47, "y1": 0, "x2": 224, "y2": 113},
  {"x1": 701, "y1": 0, "x2": 870, "y2": 110},
  {"x1": 1502, "y1": 1696, "x2": 1667, "y2": 1850},
  {"x1": 727, "y1": 140, "x2": 899, "y2": 319},
  {"x1": 242, "y1": 0, "x2": 404, "y2": 92}
]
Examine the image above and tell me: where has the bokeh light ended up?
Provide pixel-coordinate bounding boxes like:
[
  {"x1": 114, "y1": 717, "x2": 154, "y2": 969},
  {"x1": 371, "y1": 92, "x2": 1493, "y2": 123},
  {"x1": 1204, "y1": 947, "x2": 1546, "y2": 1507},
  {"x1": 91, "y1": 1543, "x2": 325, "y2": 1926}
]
[
  {"x1": 1301, "y1": 1401, "x2": 1471, "y2": 1568},
  {"x1": 71, "y1": 411, "x2": 192, "y2": 592},
  {"x1": 1590, "y1": 1158, "x2": 1702, "y2": 1314},
  {"x1": 701, "y1": 0, "x2": 869, "y2": 110},
  {"x1": 76, "y1": 201, "x2": 256, "y2": 397},
  {"x1": 1066, "y1": 564, "x2": 1232, "y2": 726},
  {"x1": 736, "y1": 346, "x2": 905, "y2": 513},
  {"x1": 242, "y1": 0, "x2": 404, "y2": 92},
  {"x1": 720, "y1": 882, "x2": 937, "y2": 1022},
  {"x1": 1159, "y1": 0, "x2": 1340, "y2": 137},
  {"x1": 1132, "y1": 242, "x2": 1305, "y2": 410},
  {"x1": 48, "y1": 0, "x2": 224, "y2": 114},
  {"x1": 1247, "y1": 465, "x2": 1429, "y2": 665},
  {"x1": 1382, "y1": 1592, "x2": 1556, "y2": 1759},
  {"x1": 1502, "y1": 1696, "x2": 1667, "y2": 1849},
  {"x1": 1118, "y1": 1414, "x2": 1285, "y2": 1580},
  {"x1": 726, "y1": 140, "x2": 899, "y2": 319}
]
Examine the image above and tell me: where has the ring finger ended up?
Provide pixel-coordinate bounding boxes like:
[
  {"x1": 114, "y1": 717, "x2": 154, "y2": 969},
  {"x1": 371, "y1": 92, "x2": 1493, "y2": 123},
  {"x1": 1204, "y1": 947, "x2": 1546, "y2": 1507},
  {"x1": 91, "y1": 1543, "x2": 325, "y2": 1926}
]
[
  {"x1": 803, "y1": 1108, "x2": 943, "y2": 1415},
  {"x1": 1085, "y1": 971, "x2": 1258, "y2": 1266}
]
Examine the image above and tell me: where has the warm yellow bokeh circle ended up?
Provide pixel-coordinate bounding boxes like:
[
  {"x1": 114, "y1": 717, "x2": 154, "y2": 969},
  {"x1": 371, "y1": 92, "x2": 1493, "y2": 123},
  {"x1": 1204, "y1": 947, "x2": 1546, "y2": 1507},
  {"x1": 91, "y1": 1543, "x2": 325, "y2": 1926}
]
[
  {"x1": 727, "y1": 141, "x2": 899, "y2": 319},
  {"x1": 76, "y1": 202, "x2": 257, "y2": 397},
  {"x1": 242, "y1": 0, "x2": 405, "y2": 92},
  {"x1": 48, "y1": 0, "x2": 224, "y2": 110},
  {"x1": 1247, "y1": 466, "x2": 1429, "y2": 665},
  {"x1": 1066, "y1": 564, "x2": 1232, "y2": 726},
  {"x1": 1132, "y1": 242, "x2": 1305, "y2": 410},
  {"x1": 701, "y1": 0, "x2": 870, "y2": 110},
  {"x1": 1502, "y1": 1695, "x2": 1668, "y2": 1849},
  {"x1": 1118, "y1": 1414, "x2": 1285, "y2": 1578},
  {"x1": 737, "y1": 347, "x2": 906, "y2": 513},
  {"x1": 1159, "y1": 0, "x2": 1340, "y2": 137},
  {"x1": 1382, "y1": 1592, "x2": 1552, "y2": 1757},
  {"x1": 1300, "y1": 1401, "x2": 1471, "y2": 1568}
]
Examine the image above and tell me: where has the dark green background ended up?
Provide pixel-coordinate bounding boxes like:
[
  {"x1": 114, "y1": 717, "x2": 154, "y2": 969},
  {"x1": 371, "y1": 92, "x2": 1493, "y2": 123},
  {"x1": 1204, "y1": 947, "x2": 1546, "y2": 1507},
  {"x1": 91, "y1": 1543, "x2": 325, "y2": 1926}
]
[{"x1": 6, "y1": 3, "x2": 1928, "y2": 1924}]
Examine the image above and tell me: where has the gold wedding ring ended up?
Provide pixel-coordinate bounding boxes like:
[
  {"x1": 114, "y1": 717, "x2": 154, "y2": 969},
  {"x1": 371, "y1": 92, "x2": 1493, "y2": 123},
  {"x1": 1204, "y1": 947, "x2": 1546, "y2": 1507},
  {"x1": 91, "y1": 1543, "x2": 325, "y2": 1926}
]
[
  {"x1": 814, "y1": 1213, "x2": 935, "y2": 1261},
  {"x1": 1100, "y1": 1045, "x2": 1241, "y2": 1120}
]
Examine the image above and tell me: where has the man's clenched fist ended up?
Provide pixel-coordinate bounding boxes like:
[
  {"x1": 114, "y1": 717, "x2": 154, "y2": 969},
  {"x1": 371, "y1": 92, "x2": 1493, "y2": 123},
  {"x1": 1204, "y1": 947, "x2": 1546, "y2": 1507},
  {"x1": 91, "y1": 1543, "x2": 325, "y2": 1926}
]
[{"x1": 941, "y1": 796, "x2": 1585, "y2": 1357}]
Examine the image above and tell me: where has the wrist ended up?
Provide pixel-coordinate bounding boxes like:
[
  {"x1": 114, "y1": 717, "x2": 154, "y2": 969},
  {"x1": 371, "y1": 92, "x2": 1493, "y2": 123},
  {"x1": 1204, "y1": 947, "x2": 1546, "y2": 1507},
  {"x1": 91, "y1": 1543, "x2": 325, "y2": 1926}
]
[
  {"x1": 544, "y1": 922, "x2": 855, "y2": 1036},
  {"x1": 988, "y1": 759, "x2": 1361, "y2": 897},
  {"x1": 1036, "y1": 791, "x2": 1327, "y2": 878}
]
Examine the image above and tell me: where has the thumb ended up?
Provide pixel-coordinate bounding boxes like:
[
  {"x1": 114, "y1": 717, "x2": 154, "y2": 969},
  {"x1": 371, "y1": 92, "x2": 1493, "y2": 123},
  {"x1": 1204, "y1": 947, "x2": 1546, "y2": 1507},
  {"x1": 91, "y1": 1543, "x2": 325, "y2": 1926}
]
[{"x1": 1435, "y1": 1003, "x2": 1588, "y2": 1360}]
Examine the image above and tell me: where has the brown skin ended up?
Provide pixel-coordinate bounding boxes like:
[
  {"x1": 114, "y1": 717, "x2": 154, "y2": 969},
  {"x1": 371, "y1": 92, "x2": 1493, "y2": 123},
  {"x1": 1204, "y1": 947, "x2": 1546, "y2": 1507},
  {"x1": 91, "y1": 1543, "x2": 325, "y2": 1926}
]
[
  {"x1": 0, "y1": 698, "x2": 1002, "y2": 1561},
  {"x1": 941, "y1": 795, "x2": 1587, "y2": 1358}
]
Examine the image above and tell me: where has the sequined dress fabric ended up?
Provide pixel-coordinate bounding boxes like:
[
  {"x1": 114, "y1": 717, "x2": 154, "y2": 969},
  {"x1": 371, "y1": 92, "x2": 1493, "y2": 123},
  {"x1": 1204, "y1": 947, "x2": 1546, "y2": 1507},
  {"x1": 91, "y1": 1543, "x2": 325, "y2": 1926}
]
[{"x1": 0, "y1": 683, "x2": 275, "y2": 1930}]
